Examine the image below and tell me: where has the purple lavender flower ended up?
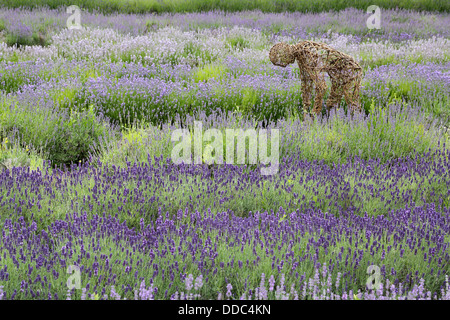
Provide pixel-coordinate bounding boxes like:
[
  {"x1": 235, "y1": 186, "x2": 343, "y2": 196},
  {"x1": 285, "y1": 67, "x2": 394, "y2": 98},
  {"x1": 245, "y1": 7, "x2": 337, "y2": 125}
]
[{"x1": 226, "y1": 283, "x2": 233, "y2": 298}]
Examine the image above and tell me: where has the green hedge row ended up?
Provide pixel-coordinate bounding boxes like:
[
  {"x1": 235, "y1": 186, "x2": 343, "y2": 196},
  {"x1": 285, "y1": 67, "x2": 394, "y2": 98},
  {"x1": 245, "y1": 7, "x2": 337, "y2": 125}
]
[{"x1": 0, "y1": 0, "x2": 448, "y2": 14}]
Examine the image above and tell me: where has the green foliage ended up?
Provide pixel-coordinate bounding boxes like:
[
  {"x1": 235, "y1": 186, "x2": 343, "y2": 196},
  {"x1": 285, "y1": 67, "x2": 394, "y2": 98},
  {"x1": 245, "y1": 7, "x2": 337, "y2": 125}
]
[
  {"x1": 239, "y1": 88, "x2": 259, "y2": 114},
  {"x1": 97, "y1": 124, "x2": 172, "y2": 168},
  {"x1": 0, "y1": 0, "x2": 447, "y2": 13},
  {"x1": 0, "y1": 135, "x2": 44, "y2": 171},
  {"x1": 0, "y1": 17, "x2": 56, "y2": 48},
  {"x1": 268, "y1": 22, "x2": 286, "y2": 35},
  {"x1": 145, "y1": 19, "x2": 164, "y2": 31},
  {"x1": 45, "y1": 106, "x2": 100, "y2": 167},
  {"x1": 0, "y1": 19, "x2": 6, "y2": 32},
  {"x1": 5, "y1": 29, "x2": 52, "y2": 47},
  {"x1": 0, "y1": 98, "x2": 116, "y2": 169},
  {"x1": 194, "y1": 63, "x2": 227, "y2": 83},
  {"x1": 181, "y1": 41, "x2": 216, "y2": 67},
  {"x1": 227, "y1": 36, "x2": 249, "y2": 51},
  {"x1": 0, "y1": 66, "x2": 30, "y2": 93},
  {"x1": 51, "y1": 87, "x2": 80, "y2": 109},
  {"x1": 359, "y1": 53, "x2": 397, "y2": 69}
]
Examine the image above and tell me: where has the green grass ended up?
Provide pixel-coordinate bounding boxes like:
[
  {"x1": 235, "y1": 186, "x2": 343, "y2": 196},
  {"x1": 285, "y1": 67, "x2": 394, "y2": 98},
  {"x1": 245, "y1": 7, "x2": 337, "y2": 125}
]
[
  {"x1": 0, "y1": 0, "x2": 448, "y2": 13},
  {"x1": 0, "y1": 19, "x2": 6, "y2": 32},
  {"x1": 227, "y1": 36, "x2": 250, "y2": 51},
  {"x1": 194, "y1": 63, "x2": 228, "y2": 83}
]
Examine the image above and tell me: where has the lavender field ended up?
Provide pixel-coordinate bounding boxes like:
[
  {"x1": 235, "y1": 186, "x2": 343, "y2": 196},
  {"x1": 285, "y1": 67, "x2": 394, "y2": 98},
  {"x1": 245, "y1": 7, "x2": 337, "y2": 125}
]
[{"x1": 0, "y1": 5, "x2": 449, "y2": 300}]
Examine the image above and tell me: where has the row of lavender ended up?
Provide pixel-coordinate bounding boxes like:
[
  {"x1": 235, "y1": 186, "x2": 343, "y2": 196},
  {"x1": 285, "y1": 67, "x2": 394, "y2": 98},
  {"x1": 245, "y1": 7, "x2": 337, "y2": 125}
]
[
  {"x1": 0, "y1": 17, "x2": 448, "y2": 132},
  {"x1": 1, "y1": 207, "x2": 450, "y2": 300},
  {"x1": 1, "y1": 139, "x2": 449, "y2": 228},
  {"x1": 0, "y1": 148, "x2": 449, "y2": 299},
  {"x1": 3, "y1": 58, "x2": 448, "y2": 126},
  {"x1": 0, "y1": 7, "x2": 449, "y2": 41},
  {"x1": 2, "y1": 21, "x2": 448, "y2": 67},
  {"x1": 0, "y1": 159, "x2": 450, "y2": 299}
]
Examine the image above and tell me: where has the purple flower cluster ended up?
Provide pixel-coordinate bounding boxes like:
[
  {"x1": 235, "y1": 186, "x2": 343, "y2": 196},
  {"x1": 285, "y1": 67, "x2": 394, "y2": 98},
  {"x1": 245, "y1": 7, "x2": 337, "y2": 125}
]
[
  {"x1": 362, "y1": 62, "x2": 450, "y2": 104},
  {"x1": 0, "y1": 141, "x2": 449, "y2": 225}
]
